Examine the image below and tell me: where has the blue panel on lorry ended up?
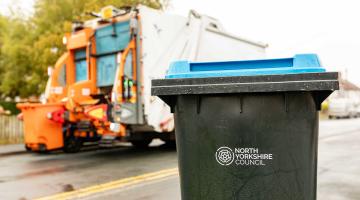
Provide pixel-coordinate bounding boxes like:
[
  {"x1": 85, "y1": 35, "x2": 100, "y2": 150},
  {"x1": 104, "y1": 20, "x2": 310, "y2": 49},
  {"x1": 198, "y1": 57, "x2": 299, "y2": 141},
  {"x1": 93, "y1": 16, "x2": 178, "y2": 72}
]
[
  {"x1": 166, "y1": 54, "x2": 326, "y2": 79},
  {"x1": 96, "y1": 54, "x2": 117, "y2": 87},
  {"x1": 95, "y1": 21, "x2": 130, "y2": 55},
  {"x1": 75, "y1": 48, "x2": 87, "y2": 82},
  {"x1": 75, "y1": 60, "x2": 87, "y2": 82},
  {"x1": 75, "y1": 49, "x2": 86, "y2": 60}
]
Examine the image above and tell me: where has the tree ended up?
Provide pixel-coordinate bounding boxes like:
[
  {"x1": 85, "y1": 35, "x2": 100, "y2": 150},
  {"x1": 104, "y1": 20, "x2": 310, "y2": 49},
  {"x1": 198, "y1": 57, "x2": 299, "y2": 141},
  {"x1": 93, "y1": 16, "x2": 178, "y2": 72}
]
[
  {"x1": 0, "y1": 0, "x2": 167, "y2": 99},
  {"x1": 0, "y1": 15, "x2": 7, "y2": 85},
  {"x1": 0, "y1": 16, "x2": 35, "y2": 98}
]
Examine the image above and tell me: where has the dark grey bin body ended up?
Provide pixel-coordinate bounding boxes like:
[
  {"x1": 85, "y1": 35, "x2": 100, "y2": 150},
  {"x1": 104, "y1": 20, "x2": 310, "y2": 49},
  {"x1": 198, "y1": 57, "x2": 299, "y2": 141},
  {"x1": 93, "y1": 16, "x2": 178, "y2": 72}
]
[{"x1": 152, "y1": 73, "x2": 338, "y2": 200}]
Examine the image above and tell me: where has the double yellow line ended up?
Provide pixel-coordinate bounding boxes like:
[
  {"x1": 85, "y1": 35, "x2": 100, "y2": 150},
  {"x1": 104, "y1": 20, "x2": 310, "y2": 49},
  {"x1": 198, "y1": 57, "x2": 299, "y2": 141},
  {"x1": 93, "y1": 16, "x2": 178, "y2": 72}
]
[{"x1": 36, "y1": 167, "x2": 178, "y2": 200}]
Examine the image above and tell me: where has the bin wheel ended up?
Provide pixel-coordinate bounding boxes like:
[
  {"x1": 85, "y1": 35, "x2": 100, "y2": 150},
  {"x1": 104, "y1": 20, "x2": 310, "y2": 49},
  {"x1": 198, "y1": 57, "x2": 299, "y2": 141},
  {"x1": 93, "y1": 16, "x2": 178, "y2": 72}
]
[
  {"x1": 130, "y1": 139, "x2": 152, "y2": 149},
  {"x1": 37, "y1": 143, "x2": 49, "y2": 154},
  {"x1": 64, "y1": 136, "x2": 82, "y2": 153},
  {"x1": 25, "y1": 145, "x2": 32, "y2": 152}
]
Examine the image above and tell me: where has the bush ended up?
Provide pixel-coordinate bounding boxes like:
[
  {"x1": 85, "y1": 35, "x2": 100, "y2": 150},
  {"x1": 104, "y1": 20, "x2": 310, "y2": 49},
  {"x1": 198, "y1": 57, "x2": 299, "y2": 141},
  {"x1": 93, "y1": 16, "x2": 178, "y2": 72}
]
[{"x1": 0, "y1": 102, "x2": 21, "y2": 115}]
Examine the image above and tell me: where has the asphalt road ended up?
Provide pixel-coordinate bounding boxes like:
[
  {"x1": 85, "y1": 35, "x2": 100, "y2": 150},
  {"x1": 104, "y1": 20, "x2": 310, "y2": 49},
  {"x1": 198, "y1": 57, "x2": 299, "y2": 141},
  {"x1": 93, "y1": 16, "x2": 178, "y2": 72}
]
[
  {"x1": 0, "y1": 141, "x2": 178, "y2": 200},
  {"x1": 317, "y1": 118, "x2": 360, "y2": 200},
  {"x1": 0, "y1": 118, "x2": 360, "y2": 200}
]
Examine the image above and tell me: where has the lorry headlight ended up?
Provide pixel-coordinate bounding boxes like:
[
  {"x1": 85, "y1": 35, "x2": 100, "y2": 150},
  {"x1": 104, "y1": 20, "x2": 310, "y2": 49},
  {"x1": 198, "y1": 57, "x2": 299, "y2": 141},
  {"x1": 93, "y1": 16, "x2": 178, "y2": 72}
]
[{"x1": 110, "y1": 123, "x2": 121, "y2": 133}]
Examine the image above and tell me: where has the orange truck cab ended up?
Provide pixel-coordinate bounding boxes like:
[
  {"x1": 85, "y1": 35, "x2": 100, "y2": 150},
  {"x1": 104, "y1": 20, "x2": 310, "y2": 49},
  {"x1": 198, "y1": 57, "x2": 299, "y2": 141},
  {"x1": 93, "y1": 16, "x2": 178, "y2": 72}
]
[
  {"x1": 17, "y1": 24, "x2": 109, "y2": 152},
  {"x1": 17, "y1": 6, "x2": 136, "y2": 152}
]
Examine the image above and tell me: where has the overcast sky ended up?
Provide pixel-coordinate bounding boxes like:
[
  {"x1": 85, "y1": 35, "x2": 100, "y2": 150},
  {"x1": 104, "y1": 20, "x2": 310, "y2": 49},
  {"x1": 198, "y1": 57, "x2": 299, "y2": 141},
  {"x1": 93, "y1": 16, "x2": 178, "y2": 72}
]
[{"x1": 1, "y1": 0, "x2": 360, "y2": 85}]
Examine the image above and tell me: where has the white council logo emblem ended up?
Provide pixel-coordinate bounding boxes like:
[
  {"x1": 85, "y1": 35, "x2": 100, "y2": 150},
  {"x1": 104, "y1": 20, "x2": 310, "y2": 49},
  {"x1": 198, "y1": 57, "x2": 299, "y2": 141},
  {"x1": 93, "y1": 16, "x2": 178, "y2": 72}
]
[{"x1": 215, "y1": 146, "x2": 234, "y2": 166}]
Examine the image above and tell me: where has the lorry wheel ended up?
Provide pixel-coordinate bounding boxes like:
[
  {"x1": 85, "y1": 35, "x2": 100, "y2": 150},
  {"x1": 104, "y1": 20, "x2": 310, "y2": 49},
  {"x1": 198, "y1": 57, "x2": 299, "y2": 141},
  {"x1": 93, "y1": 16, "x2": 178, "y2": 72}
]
[
  {"x1": 64, "y1": 136, "x2": 82, "y2": 153},
  {"x1": 130, "y1": 139, "x2": 152, "y2": 149},
  {"x1": 162, "y1": 140, "x2": 176, "y2": 148}
]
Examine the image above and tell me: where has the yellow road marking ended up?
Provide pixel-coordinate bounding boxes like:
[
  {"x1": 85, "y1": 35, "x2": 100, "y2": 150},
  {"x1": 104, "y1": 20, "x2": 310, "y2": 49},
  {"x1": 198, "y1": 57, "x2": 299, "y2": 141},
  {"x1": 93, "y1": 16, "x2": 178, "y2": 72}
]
[{"x1": 35, "y1": 167, "x2": 178, "y2": 200}]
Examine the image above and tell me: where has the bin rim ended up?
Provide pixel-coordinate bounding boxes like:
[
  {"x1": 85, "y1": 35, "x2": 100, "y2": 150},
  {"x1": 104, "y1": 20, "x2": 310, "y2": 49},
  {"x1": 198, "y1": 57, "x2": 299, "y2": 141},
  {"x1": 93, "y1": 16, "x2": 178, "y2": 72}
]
[
  {"x1": 152, "y1": 72, "x2": 339, "y2": 96},
  {"x1": 151, "y1": 72, "x2": 339, "y2": 112},
  {"x1": 17, "y1": 102, "x2": 65, "y2": 109}
]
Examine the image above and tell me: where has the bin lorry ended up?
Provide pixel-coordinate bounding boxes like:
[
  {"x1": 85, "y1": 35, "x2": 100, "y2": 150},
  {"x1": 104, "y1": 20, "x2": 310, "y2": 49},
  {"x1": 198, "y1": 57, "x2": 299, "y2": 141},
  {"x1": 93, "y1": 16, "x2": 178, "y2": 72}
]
[
  {"x1": 17, "y1": 5, "x2": 267, "y2": 153},
  {"x1": 104, "y1": 5, "x2": 267, "y2": 146}
]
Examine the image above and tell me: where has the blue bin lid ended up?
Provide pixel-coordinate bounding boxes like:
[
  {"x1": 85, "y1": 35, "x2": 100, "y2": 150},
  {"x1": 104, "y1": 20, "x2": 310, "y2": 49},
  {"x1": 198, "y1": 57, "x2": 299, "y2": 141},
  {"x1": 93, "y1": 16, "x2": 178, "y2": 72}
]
[{"x1": 166, "y1": 54, "x2": 326, "y2": 79}]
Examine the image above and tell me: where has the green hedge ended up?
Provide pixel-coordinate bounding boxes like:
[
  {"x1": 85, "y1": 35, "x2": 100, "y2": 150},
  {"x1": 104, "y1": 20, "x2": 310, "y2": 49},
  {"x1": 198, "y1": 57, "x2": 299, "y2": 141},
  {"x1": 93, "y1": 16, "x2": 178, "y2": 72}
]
[{"x1": 0, "y1": 102, "x2": 21, "y2": 115}]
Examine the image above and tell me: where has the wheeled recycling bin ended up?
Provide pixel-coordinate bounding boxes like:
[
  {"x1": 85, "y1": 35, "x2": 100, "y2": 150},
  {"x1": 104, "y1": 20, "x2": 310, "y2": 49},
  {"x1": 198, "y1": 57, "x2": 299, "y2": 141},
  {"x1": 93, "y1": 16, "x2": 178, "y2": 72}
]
[
  {"x1": 151, "y1": 54, "x2": 338, "y2": 200},
  {"x1": 17, "y1": 103, "x2": 65, "y2": 152}
]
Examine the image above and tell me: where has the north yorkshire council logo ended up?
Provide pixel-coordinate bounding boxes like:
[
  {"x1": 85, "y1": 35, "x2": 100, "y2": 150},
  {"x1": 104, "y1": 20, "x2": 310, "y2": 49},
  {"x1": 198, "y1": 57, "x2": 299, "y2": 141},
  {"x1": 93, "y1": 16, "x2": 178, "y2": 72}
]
[{"x1": 215, "y1": 146, "x2": 234, "y2": 165}]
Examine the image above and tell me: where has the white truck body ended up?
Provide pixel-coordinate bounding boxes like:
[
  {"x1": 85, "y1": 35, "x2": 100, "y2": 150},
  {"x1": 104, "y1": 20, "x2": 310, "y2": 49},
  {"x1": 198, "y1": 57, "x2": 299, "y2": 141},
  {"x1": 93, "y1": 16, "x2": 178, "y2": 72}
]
[{"x1": 120, "y1": 6, "x2": 267, "y2": 132}]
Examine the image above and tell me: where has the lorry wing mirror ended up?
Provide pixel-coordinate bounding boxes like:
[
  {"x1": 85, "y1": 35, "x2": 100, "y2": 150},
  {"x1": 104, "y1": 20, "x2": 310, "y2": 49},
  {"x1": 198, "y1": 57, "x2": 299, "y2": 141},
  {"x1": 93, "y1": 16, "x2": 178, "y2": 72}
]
[{"x1": 47, "y1": 66, "x2": 54, "y2": 77}]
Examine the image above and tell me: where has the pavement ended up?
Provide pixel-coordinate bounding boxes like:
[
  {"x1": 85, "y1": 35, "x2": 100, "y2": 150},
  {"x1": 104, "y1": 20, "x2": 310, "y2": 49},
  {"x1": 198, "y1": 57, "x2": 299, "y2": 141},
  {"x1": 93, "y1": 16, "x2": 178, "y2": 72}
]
[
  {"x1": 0, "y1": 144, "x2": 25, "y2": 157},
  {"x1": 0, "y1": 118, "x2": 359, "y2": 200},
  {"x1": 317, "y1": 119, "x2": 360, "y2": 200}
]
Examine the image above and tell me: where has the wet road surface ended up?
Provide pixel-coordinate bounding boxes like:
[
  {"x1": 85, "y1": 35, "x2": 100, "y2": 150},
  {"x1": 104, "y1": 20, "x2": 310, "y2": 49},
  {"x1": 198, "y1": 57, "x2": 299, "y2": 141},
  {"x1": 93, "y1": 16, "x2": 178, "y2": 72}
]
[
  {"x1": 0, "y1": 141, "x2": 177, "y2": 200},
  {"x1": 1, "y1": 118, "x2": 360, "y2": 200}
]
